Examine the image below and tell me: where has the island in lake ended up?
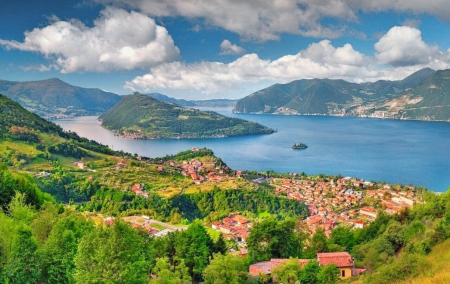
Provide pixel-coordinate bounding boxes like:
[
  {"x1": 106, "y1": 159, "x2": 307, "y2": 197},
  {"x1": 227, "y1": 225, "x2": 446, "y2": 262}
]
[{"x1": 292, "y1": 142, "x2": 308, "y2": 149}]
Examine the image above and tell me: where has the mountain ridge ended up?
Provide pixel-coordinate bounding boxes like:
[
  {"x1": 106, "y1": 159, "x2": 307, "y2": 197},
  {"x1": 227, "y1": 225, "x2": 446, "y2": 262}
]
[
  {"x1": 0, "y1": 78, "x2": 121, "y2": 119},
  {"x1": 234, "y1": 68, "x2": 450, "y2": 121}
]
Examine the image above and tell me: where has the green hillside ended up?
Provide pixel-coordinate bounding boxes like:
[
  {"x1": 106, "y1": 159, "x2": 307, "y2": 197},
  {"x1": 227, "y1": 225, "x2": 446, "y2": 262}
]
[
  {"x1": 100, "y1": 93, "x2": 274, "y2": 138},
  {"x1": 0, "y1": 78, "x2": 120, "y2": 119},
  {"x1": 234, "y1": 68, "x2": 450, "y2": 121},
  {"x1": 400, "y1": 69, "x2": 450, "y2": 120}
]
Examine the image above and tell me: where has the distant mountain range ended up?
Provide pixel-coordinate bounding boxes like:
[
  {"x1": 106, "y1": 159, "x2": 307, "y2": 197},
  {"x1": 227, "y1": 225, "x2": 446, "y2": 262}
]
[
  {"x1": 147, "y1": 93, "x2": 238, "y2": 107},
  {"x1": 0, "y1": 78, "x2": 121, "y2": 119},
  {"x1": 234, "y1": 68, "x2": 450, "y2": 121},
  {"x1": 2, "y1": 68, "x2": 450, "y2": 122},
  {"x1": 100, "y1": 93, "x2": 274, "y2": 139},
  {"x1": 0, "y1": 78, "x2": 237, "y2": 119}
]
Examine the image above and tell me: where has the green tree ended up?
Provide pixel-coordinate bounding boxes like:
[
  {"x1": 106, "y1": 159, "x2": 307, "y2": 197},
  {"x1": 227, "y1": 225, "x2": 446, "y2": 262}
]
[
  {"x1": 382, "y1": 221, "x2": 405, "y2": 251},
  {"x1": 31, "y1": 202, "x2": 59, "y2": 246},
  {"x1": 74, "y1": 221, "x2": 150, "y2": 283},
  {"x1": 214, "y1": 233, "x2": 228, "y2": 255},
  {"x1": 247, "y1": 218, "x2": 301, "y2": 262},
  {"x1": 40, "y1": 212, "x2": 94, "y2": 284},
  {"x1": 330, "y1": 226, "x2": 355, "y2": 251},
  {"x1": 7, "y1": 191, "x2": 36, "y2": 224},
  {"x1": 175, "y1": 221, "x2": 212, "y2": 281},
  {"x1": 298, "y1": 260, "x2": 320, "y2": 284},
  {"x1": 317, "y1": 264, "x2": 340, "y2": 284},
  {"x1": 311, "y1": 228, "x2": 329, "y2": 254},
  {"x1": 3, "y1": 226, "x2": 41, "y2": 284},
  {"x1": 271, "y1": 258, "x2": 302, "y2": 284},
  {"x1": 203, "y1": 253, "x2": 247, "y2": 284},
  {"x1": 149, "y1": 257, "x2": 191, "y2": 284}
]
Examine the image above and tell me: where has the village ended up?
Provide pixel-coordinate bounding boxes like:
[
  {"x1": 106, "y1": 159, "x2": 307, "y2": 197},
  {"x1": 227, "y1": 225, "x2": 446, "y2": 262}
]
[
  {"x1": 69, "y1": 147, "x2": 424, "y2": 249},
  {"x1": 269, "y1": 176, "x2": 421, "y2": 236},
  {"x1": 123, "y1": 151, "x2": 423, "y2": 249}
]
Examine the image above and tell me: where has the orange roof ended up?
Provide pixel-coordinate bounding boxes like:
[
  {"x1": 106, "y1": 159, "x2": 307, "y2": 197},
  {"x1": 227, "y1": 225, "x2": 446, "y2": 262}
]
[{"x1": 317, "y1": 252, "x2": 353, "y2": 268}]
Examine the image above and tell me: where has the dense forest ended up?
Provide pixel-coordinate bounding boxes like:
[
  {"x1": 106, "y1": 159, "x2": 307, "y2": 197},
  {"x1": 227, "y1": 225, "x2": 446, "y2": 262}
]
[
  {"x1": 100, "y1": 93, "x2": 275, "y2": 138},
  {"x1": 81, "y1": 186, "x2": 308, "y2": 222}
]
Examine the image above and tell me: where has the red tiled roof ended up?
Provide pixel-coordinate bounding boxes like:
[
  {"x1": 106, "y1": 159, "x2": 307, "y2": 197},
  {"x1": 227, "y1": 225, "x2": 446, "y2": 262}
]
[{"x1": 317, "y1": 252, "x2": 353, "y2": 268}]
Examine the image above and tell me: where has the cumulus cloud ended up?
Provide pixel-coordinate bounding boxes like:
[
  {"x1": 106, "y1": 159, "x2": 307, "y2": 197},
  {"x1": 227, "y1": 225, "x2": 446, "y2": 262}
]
[
  {"x1": 375, "y1": 26, "x2": 439, "y2": 67},
  {"x1": 348, "y1": 0, "x2": 450, "y2": 22},
  {"x1": 220, "y1": 40, "x2": 245, "y2": 55},
  {"x1": 0, "y1": 8, "x2": 180, "y2": 73},
  {"x1": 125, "y1": 40, "x2": 374, "y2": 94},
  {"x1": 96, "y1": 0, "x2": 357, "y2": 41},
  {"x1": 95, "y1": 0, "x2": 450, "y2": 42},
  {"x1": 125, "y1": 26, "x2": 450, "y2": 97}
]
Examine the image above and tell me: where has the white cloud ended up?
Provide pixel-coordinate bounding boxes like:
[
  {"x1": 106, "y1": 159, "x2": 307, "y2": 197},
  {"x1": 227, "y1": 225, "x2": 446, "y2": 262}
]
[
  {"x1": 374, "y1": 26, "x2": 439, "y2": 67},
  {"x1": 348, "y1": 0, "x2": 450, "y2": 22},
  {"x1": 95, "y1": 0, "x2": 450, "y2": 42},
  {"x1": 0, "y1": 8, "x2": 180, "y2": 73},
  {"x1": 220, "y1": 40, "x2": 245, "y2": 55},
  {"x1": 125, "y1": 40, "x2": 375, "y2": 95},
  {"x1": 125, "y1": 26, "x2": 450, "y2": 98},
  {"x1": 19, "y1": 64, "x2": 53, "y2": 72},
  {"x1": 96, "y1": 0, "x2": 357, "y2": 41}
]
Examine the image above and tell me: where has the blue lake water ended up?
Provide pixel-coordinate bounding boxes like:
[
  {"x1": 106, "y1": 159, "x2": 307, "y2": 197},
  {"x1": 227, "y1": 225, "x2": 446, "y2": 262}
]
[{"x1": 56, "y1": 108, "x2": 450, "y2": 192}]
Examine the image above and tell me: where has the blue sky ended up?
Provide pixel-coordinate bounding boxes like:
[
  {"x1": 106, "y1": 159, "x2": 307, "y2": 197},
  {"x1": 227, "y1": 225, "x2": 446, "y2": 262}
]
[{"x1": 1, "y1": 0, "x2": 450, "y2": 99}]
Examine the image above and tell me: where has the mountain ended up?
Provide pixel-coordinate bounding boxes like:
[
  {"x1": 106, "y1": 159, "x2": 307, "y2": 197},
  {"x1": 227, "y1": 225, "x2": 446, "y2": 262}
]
[
  {"x1": 0, "y1": 78, "x2": 121, "y2": 119},
  {"x1": 99, "y1": 93, "x2": 274, "y2": 138},
  {"x1": 147, "y1": 93, "x2": 238, "y2": 107},
  {"x1": 147, "y1": 92, "x2": 196, "y2": 107},
  {"x1": 234, "y1": 68, "x2": 450, "y2": 121}
]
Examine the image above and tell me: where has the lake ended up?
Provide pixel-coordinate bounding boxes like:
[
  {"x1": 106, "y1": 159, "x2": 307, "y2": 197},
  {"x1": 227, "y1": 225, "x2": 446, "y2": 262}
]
[{"x1": 56, "y1": 108, "x2": 450, "y2": 192}]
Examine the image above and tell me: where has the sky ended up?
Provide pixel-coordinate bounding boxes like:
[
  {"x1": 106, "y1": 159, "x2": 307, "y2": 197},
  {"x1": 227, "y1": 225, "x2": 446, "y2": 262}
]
[{"x1": 1, "y1": 0, "x2": 450, "y2": 100}]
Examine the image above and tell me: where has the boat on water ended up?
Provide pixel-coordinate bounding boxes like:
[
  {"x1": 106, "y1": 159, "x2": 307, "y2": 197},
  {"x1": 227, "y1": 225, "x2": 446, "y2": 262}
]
[{"x1": 292, "y1": 142, "x2": 307, "y2": 149}]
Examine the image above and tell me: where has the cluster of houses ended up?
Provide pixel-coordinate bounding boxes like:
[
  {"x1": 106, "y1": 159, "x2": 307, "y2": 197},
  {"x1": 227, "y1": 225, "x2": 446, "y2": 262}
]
[
  {"x1": 249, "y1": 252, "x2": 366, "y2": 280},
  {"x1": 211, "y1": 214, "x2": 252, "y2": 246},
  {"x1": 114, "y1": 130, "x2": 144, "y2": 139},
  {"x1": 269, "y1": 177, "x2": 422, "y2": 236},
  {"x1": 163, "y1": 157, "x2": 233, "y2": 184},
  {"x1": 131, "y1": 183, "x2": 148, "y2": 198}
]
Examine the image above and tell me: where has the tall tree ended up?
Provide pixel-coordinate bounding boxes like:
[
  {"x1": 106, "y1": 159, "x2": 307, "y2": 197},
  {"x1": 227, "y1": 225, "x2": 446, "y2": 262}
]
[
  {"x1": 298, "y1": 260, "x2": 320, "y2": 284},
  {"x1": 40, "y1": 212, "x2": 93, "y2": 284},
  {"x1": 317, "y1": 264, "x2": 340, "y2": 284},
  {"x1": 271, "y1": 258, "x2": 302, "y2": 284},
  {"x1": 175, "y1": 221, "x2": 212, "y2": 282},
  {"x1": 74, "y1": 221, "x2": 151, "y2": 283},
  {"x1": 2, "y1": 227, "x2": 41, "y2": 284},
  {"x1": 149, "y1": 257, "x2": 191, "y2": 284},
  {"x1": 247, "y1": 217, "x2": 301, "y2": 262},
  {"x1": 202, "y1": 253, "x2": 247, "y2": 284}
]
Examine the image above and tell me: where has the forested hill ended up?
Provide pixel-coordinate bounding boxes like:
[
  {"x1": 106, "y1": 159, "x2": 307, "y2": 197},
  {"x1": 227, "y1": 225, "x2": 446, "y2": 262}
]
[
  {"x1": 234, "y1": 67, "x2": 450, "y2": 121},
  {"x1": 99, "y1": 93, "x2": 274, "y2": 138},
  {"x1": 0, "y1": 78, "x2": 120, "y2": 119}
]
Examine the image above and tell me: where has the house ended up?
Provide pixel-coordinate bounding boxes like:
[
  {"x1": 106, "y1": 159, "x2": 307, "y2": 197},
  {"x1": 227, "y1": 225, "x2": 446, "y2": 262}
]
[
  {"x1": 359, "y1": 206, "x2": 378, "y2": 219},
  {"x1": 317, "y1": 252, "x2": 353, "y2": 280},
  {"x1": 249, "y1": 252, "x2": 363, "y2": 280},
  {"x1": 73, "y1": 161, "x2": 87, "y2": 169}
]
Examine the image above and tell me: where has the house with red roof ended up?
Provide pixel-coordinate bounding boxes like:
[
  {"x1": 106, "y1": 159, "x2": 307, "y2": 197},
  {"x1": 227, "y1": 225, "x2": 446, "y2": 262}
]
[
  {"x1": 249, "y1": 252, "x2": 365, "y2": 280},
  {"x1": 317, "y1": 252, "x2": 354, "y2": 280}
]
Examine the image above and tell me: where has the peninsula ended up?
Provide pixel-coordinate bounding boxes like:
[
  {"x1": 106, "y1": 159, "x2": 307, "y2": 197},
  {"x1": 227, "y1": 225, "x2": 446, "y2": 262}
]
[{"x1": 99, "y1": 93, "x2": 274, "y2": 139}]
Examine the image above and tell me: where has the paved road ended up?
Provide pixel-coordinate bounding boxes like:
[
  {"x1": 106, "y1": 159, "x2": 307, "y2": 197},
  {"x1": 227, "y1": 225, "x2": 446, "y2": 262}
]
[{"x1": 147, "y1": 219, "x2": 188, "y2": 231}]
